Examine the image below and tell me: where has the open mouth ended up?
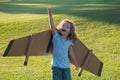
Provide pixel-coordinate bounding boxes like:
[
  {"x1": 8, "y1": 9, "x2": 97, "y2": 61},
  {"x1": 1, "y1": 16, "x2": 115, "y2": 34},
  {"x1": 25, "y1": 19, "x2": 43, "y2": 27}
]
[{"x1": 62, "y1": 29, "x2": 66, "y2": 32}]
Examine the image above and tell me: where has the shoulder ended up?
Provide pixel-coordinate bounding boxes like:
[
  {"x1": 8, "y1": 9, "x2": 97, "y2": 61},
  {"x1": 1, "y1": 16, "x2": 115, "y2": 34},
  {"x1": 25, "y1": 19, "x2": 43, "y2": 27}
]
[
  {"x1": 53, "y1": 32, "x2": 61, "y2": 40},
  {"x1": 68, "y1": 39, "x2": 74, "y2": 46},
  {"x1": 53, "y1": 32, "x2": 60, "y2": 37}
]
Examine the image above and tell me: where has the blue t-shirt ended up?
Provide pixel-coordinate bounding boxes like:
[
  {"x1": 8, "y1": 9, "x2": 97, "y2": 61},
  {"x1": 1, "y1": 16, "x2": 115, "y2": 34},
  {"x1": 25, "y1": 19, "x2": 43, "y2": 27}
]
[{"x1": 51, "y1": 32, "x2": 73, "y2": 68}]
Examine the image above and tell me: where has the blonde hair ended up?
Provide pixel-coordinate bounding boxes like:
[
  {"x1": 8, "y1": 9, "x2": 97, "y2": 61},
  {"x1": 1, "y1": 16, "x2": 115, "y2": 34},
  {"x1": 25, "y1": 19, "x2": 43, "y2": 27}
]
[{"x1": 57, "y1": 19, "x2": 77, "y2": 43}]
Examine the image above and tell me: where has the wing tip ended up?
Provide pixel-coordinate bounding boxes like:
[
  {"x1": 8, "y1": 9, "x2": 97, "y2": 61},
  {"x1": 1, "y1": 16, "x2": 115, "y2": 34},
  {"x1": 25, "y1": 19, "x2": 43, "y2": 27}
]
[
  {"x1": 97, "y1": 62, "x2": 103, "y2": 77},
  {"x1": 3, "y1": 40, "x2": 14, "y2": 56}
]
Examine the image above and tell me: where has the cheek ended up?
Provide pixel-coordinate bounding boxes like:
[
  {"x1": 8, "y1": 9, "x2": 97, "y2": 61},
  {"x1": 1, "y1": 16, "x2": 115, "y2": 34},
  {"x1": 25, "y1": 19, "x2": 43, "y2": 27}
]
[
  {"x1": 67, "y1": 29, "x2": 71, "y2": 34},
  {"x1": 68, "y1": 28, "x2": 71, "y2": 32}
]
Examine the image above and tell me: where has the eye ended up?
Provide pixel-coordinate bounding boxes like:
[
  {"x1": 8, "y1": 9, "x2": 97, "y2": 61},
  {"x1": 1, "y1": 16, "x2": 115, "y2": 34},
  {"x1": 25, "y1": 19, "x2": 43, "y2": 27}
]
[
  {"x1": 66, "y1": 24, "x2": 70, "y2": 29},
  {"x1": 66, "y1": 26, "x2": 69, "y2": 28}
]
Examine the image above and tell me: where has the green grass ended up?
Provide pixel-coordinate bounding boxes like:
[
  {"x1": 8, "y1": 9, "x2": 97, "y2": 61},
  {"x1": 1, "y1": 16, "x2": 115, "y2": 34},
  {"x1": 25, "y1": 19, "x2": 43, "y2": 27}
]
[{"x1": 0, "y1": 0, "x2": 120, "y2": 80}]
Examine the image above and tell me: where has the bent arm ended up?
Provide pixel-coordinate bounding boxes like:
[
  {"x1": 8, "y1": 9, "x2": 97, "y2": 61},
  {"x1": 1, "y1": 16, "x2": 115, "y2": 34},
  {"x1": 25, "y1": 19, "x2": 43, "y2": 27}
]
[
  {"x1": 69, "y1": 46, "x2": 79, "y2": 70},
  {"x1": 47, "y1": 8, "x2": 56, "y2": 35}
]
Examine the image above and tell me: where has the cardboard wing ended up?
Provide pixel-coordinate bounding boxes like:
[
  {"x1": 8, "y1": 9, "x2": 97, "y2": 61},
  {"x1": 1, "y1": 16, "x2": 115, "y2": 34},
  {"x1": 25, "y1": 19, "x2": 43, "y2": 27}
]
[
  {"x1": 70, "y1": 39, "x2": 103, "y2": 76},
  {"x1": 3, "y1": 30, "x2": 52, "y2": 56},
  {"x1": 3, "y1": 30, "x2": 103, "y2": 76}
]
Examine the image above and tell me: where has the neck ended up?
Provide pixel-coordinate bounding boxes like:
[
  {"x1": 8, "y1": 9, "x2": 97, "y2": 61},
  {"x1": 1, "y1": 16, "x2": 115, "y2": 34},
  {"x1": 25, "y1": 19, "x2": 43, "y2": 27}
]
[{"x1": 62, "y1": 35, "x2": 68, "y2": 41}]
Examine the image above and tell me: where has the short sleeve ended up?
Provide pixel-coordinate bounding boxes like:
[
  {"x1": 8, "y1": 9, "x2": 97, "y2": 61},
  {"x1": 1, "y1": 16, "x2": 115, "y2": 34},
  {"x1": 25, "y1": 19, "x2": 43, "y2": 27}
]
[
  {"x1": 52, "y1": 32, "x2": 59, "y2": 42},
  {"x1": 69, "y1": 40, "x2": 74, "y2": 46}
]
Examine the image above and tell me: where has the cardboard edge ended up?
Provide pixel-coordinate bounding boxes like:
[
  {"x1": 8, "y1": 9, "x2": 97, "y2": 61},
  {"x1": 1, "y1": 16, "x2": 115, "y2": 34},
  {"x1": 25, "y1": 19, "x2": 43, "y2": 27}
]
[
  {"x1": 3, "y1": 40, "x2": 14, "y2": 56},
  {"x1": 97, "y1": 62, "x2": 103, "y2": 76},
  {"x1": 46, "y1": 34, "x2": 53, "y2": 53}
]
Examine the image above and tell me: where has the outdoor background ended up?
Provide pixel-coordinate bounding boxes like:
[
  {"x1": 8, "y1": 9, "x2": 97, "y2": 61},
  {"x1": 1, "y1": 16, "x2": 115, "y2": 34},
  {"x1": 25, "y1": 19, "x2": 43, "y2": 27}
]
[{"x1": 0, "y1": 0, "x2": 120, "y2": 80}]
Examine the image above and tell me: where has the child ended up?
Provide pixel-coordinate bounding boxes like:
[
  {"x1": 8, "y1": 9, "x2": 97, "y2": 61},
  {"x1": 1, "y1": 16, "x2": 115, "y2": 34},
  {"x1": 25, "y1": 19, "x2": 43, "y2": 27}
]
[{"x1": 48, "y1": 8, "x2": 79, "y2": 80}]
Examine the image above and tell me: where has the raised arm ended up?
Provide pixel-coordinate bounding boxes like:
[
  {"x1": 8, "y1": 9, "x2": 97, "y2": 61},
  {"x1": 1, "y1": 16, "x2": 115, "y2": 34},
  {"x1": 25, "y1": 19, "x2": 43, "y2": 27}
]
[{"x1": 47, "y1": 8, "x2": 56, "y2": 35}]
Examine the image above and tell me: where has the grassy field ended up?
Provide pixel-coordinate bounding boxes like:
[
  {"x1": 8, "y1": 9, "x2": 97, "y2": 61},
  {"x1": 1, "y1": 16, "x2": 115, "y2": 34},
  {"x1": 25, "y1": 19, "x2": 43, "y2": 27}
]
[{"x1": 0, "y1": 0, "x2": 120, "y2": 80}]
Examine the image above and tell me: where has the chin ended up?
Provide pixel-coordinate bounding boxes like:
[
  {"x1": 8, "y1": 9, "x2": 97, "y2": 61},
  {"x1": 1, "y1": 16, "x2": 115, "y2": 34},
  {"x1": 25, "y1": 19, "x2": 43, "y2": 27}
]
[{"x1": 60, "y1": 32, "x2": 65, "y2": 35}]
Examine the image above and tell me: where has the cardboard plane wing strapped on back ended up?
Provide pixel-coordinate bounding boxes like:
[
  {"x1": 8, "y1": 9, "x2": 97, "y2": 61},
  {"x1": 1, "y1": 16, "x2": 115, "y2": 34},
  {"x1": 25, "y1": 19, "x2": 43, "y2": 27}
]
[{"x1": 3, "y1": 30, "x2": 103, "y2": 77}]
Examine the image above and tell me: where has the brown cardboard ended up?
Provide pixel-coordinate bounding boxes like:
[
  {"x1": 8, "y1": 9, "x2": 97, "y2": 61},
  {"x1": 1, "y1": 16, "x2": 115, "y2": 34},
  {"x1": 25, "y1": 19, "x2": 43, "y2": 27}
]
[
  {"x1": 3, "y1": 30, "x2": 103, "y2": 76},
  {"x1": 3, "y1": 30, "x2": 51, "y2": 56}
]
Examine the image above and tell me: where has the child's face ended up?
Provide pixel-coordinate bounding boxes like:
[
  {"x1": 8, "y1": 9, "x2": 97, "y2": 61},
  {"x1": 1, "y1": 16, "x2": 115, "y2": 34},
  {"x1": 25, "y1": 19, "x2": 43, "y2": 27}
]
[{"x1": 59, "y1": 22, "x2": 71, "y2": 36}]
